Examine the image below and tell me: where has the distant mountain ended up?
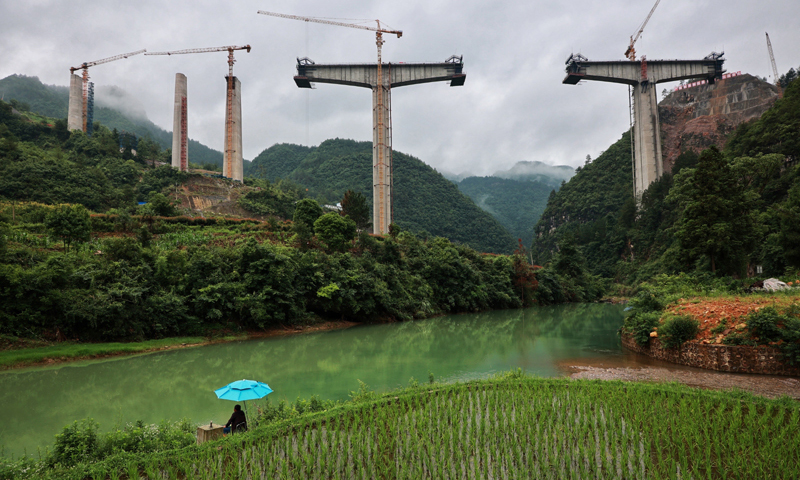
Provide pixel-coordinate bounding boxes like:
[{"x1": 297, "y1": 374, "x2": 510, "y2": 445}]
[
  {"x1": 0, "y1": 74, "x2": 224, "y2": 167},
  {"x1": 438, "y1": 169, "x2": 475, "y2": 183},
  {"x1": 492, "y1": 161, "x2": 575, "y2": 187},
  {"x1": 250, "y1": 139, "x2": 517, "y2": 254},
  {"x1": 457, "y1": 176, "x2": 554, "y2": 248}
]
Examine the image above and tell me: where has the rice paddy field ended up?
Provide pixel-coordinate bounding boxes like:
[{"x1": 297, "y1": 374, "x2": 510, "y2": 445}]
[{"x1": 15, "y1": 375, "x2": 800, "y2": 479}]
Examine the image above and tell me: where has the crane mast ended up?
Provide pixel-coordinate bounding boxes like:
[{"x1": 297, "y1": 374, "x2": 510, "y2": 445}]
[
  {"x1": 765, "y1": 32, "x2": 782, "y2": 98},
  {"x1": 69, "y1": 49, "x2": 146, "y2": 132},
  {"x1": 625, "y1": 0, "x2": 661, "y2": 61},
  {"x1": 257, "y1": 10, "x2": 402, "y2": 233}
]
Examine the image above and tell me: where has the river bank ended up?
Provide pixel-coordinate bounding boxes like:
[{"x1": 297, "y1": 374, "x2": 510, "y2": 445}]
[{"x1": 0, "y1": 319, "x2": 358, "y2": 370}]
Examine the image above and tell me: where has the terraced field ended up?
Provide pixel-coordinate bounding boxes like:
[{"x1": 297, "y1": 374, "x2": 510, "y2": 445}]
[{"x1": 16, "y1": 376, "x2": 800, "y2": 479}]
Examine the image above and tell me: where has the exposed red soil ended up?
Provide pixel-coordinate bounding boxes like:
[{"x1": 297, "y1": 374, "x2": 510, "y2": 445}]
[{"x1": 665, "y1": 295, "x2": 799, "y2": 344}]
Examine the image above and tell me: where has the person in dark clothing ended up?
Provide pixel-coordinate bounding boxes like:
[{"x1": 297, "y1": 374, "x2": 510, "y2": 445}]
[{"x1": 223, "y1": 404, "x2": 247, "y2": 434}]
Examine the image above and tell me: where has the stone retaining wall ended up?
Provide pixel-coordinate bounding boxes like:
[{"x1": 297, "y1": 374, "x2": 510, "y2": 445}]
[{"x1": 621, "y1": 333, "x2": 800, "y2": 376}]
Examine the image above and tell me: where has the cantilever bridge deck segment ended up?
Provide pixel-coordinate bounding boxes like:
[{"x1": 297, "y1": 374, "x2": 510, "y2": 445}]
[
  {"x1": 294, "y1": 56, "x2": 466, "y2": 235},
  {"x1": 563, "y1": 54, "x2": 725, "y2": 199}
]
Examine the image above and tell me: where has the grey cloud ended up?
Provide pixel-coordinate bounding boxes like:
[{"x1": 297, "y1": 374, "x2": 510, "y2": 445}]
[{"x1": 1, "y1": 0, "x2": 798, "y2": 175}]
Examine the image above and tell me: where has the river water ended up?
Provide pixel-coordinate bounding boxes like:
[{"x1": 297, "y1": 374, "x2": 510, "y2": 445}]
[{"x1": 1, "y1": 303, "x2": 796, "y2": 458}]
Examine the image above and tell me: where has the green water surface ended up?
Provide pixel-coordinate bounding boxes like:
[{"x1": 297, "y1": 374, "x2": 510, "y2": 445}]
[{"x1": 0, "y1": 303, "x2": 624, "y2": 458}]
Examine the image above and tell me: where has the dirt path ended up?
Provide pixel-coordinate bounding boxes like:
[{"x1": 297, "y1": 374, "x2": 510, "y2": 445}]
[{"x1": 559, "y1": 357, "x2": 800, "y2": 400}]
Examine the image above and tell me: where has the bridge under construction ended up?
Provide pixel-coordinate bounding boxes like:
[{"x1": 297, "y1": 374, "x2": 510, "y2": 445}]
[
  {"x1": 294, "y1": 57, "x2": 466, "y2": 235},
  {"x1": 564, "y1": 53, "x2": 725, "y2": 199}
]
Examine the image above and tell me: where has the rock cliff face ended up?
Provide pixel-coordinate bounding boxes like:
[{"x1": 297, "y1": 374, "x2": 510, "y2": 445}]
[{"x1": 658, "y1": 74, "x2": 779, "y2": 172}]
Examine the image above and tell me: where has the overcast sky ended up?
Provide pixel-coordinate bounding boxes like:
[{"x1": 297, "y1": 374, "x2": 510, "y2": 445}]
[{"x1": 2, "y1": 0, "x2": 798, "y2": 175}]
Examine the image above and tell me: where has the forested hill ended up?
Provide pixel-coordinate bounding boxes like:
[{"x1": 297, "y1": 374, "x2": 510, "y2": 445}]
[
  {"x1": 532, "y1": 75, "x2": 800, "y2": 282},
  {"x1": 250, "y1": 139, "x2": 518, "y2": 254},
  {"x1": 457, "y1": 176, "x2": 554, "y2": 247},
  {"x1": 0, "y1": 74, "x2": 223, "y2": 168},
  {"x1": 531, "y1": 132, "x2": 633, "y2": 276}
]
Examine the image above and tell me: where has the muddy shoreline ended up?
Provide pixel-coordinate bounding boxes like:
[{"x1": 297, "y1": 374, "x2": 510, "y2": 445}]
[{"x1": 559, "y1": 356, "x2": 800, "y2": 400}]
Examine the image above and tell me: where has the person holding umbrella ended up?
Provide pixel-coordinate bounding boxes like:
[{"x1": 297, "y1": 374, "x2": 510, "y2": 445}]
[
  {"x1": 214, "y1": 379, "x2": 273, "y2": 435},
  {"x1": 223, "y1": 404, "x2": 247, "y2": 435}
]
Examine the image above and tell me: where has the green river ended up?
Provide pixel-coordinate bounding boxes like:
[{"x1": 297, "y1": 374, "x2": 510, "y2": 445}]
[{"x1": 0, "y1": 303, "x2": 626, "y2": 458}]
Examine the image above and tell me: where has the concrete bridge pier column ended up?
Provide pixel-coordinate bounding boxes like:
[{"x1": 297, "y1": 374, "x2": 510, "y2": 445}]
[
  {"x1": 67, "y1": 74, "x2": 83, "y2": 131},
  {"x1": 223, "y1": 76, "x2": 243, "y2": 182},
  {"x1": 632, "y1": 83, "x2": 663, "y2": 199},
  {"x1": 171, "y1": 73, "x2": 188, "y2": 171},
  {"x1": 372, "y1": 84, "x2": 393, "y2": 234}
]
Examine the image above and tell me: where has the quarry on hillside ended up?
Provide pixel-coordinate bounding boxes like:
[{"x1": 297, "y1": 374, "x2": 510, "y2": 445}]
[{"x1": 659, "y1": 73, "x2": 779, "y2": 172}]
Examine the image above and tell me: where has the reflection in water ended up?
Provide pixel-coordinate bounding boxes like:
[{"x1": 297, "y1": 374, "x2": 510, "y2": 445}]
[{"x1": 0, "y1": 304, "x2": 625, "y2": 457}]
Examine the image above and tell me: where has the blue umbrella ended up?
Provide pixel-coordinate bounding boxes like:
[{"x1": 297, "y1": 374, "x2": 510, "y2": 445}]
[{"x1": 214, "y1": 379, "x2": 273, "y2": 401}]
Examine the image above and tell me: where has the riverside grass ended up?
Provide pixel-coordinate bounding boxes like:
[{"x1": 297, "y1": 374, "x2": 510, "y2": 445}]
[
  {"x1": 0, "y1": 337, "x2": 207, "y2": 368},
  {"x1": 19, "y1": 375, "x2": 799, "y2": 480}
]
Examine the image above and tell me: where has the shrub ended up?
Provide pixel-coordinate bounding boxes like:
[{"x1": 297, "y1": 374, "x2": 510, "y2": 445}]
[
  {"x1": 49, "y1": 419, "x2": 99, "y2": 467},
  {"x1": 627, "y1": 287, "x2": 665, "y2": 314},
  {"x1": 746, "y1": 307, "x2": 786, "y2": 344},
  {"x1": 659, "y1": 315, "x2": 700, "y2": 349},
  {"x1": 624, "y1": 311, "x2": 662, "y2": 346},
  {"x1": 781, "y1": 317, "x2": 800, "y2": 365},
  {"x1": 723, "y1": 332, "x2": 757, "y2": 346}
]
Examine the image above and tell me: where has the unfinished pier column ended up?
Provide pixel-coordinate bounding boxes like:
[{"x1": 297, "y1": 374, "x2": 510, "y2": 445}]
[
  {"x1": 632, "y1": 83, "x2": 663, "y2": 195},
  {"x1": 372, "y1": 79, "x2": 393, "y2": 234},
  {"x1": 223, "y1": 76, "x2": 243, "y2": 182},
  {"x1": 171, "y1": 73, "x2": 188, "y2": 171},
  {"x1": 563, "y1": 54, "x2": 725, "y2": 200},
  {"x1": 294, "y1": 57, "x2": 466, "y2": 234},
  {"x1": 67, "y1": 74, "x2": 84, "y2": 131}
]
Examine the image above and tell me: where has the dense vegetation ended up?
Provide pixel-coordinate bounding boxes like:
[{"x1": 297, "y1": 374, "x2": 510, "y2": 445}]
[
  {"x1": 4, "y1": 374, "x2": 797, "y2": 479},
  {"x1": 0, "y1": 196, "x2": 555, "y2": 342},
  {"x1": 0, "y1": 74, "x2": 224, "y2": 168},
  {"x1": 457, "y1": 176, "x2": 554, "y2": 247},
  {"x1": 249, "y1": 139, "x2": 518, "y2": 253},
  {"x1": 532, "y1": 75, "x2": 800, "y2": 284}
]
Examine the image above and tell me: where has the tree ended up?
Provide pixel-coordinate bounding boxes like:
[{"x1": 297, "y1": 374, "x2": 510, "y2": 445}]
[
  {"x1": 314, "y1": 213, "x2": 357, "y2": 252},
  {"x1": 293, "y1": 198, "x2": 323, "y2": 247},
  {"x1": 340, "y1": 190, "x2": 371, "y2": 231},
  {"x1": 293, "y1": 198, "x2": 323, "y2": 230},
  {"x1": 143, "y1": 192, "x2": 178, "y2": 217},
  {"x1": 667, "y1": 147, "x2": 759, "y2": 274},
  {"x1": 45, "y1": 204, "x2": 91, "y2": 252}
]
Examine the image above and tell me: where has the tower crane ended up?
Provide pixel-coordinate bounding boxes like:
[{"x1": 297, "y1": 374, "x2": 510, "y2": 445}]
[
  {"x1": 69, "y1": 49, "x2": 146, "y2": 132},
  {"x1": 765, "y1": 32, "x2": 782, "y2": 98},
  {"x1": 624, "y1": 0, "x2": 661, "y2": 61},
  {"x1": 257, "y1": 11, "x2": 402, "y2": 231},
  {"x1": 146, "y1": 46, "x2": 251, "y2": 179}
]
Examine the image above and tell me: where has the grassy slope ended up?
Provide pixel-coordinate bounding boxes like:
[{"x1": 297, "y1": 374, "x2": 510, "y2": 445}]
[{"x1": 0, "y1": 337, "x2": 209, "y2": 369}]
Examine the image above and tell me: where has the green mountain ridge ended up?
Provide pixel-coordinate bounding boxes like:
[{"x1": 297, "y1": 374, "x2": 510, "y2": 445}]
[
  {"x1": 456, "y1": 176, "x2": 554, "y2": 247},
  {"x1": 250, "y1": 139, "x2": 518, "y2": 254},
  {"x1": 0, "y1": 74, "x2": 224, "y2": 167}
]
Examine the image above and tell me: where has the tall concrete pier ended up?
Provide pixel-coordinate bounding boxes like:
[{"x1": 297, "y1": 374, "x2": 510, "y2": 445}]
[
  {"x1": 564, "y1": 54, "x2": 725, "y2": 199},
  {"x1": 295, "y1": 57, "x2": 466, "y2": 234},
  {"x1": 172, "y1": 73, "x2": 189, "y2": 171},
  {"x1": 67, "y1": 74, "x2": 83, "y2": 131},
  {"x1": 223, "y1": 76, "x2": 243, "y2": 182}
]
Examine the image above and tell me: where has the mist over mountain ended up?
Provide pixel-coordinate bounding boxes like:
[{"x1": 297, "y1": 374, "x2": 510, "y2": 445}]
[
  {"x1": 492, "y1": 161, "x2": 575, "y2": 186},
  {"x1": 0, "y1": 74, "x2": 224, "y2": 167},
  {"x1": 95, "y1": 84, "x2": 149, "y2": 122}
]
